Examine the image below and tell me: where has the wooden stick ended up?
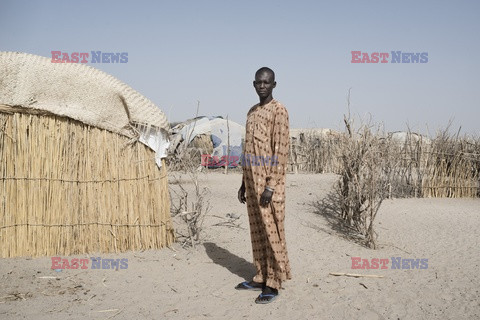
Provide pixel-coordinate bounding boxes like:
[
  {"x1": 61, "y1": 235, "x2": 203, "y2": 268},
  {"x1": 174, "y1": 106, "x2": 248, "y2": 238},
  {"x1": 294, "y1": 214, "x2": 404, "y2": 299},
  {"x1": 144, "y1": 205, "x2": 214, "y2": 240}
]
[
  {"x1": 225, "y1": 115, "x2": 230, "y2": 175},
  {"x1": 329, "y1": 272, "x2": 384, "y2": 278}
]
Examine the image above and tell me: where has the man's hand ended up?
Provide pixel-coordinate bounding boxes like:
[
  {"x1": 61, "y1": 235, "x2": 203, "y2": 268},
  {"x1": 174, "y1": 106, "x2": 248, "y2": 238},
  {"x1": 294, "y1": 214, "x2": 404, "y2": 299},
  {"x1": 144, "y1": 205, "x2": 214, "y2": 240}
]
[
  {"x1": 238, "y1": 183, "x2": 246, "y2": 204},
  {"x1": 260, "y1": 188, "x2": 273, "y2": 207}
]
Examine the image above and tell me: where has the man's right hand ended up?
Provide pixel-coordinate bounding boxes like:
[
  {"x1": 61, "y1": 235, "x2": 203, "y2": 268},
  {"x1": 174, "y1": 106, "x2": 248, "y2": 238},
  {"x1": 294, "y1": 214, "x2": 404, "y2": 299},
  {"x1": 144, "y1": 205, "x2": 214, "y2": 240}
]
[{"x1": 238, "y1": 184, "x2": 246, "y2": 204}]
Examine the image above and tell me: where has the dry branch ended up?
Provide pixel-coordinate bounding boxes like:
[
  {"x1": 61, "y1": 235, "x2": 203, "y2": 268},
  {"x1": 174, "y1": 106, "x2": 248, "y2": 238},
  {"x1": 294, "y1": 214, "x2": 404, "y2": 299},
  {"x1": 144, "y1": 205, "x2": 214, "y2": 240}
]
[{"x1": 329, "y1": 272, "x2": 384, "y2": 278}]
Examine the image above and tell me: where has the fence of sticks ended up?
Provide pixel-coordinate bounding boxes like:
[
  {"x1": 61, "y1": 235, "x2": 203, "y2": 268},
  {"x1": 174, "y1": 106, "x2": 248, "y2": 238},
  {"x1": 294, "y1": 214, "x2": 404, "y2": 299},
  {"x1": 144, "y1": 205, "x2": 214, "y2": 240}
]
[
  {"x1": 0, "y1": 110, "x2": 175, "y2": 258},
  {"x1": 288, "y1": 129, "x2": 480, "y2": 198}
]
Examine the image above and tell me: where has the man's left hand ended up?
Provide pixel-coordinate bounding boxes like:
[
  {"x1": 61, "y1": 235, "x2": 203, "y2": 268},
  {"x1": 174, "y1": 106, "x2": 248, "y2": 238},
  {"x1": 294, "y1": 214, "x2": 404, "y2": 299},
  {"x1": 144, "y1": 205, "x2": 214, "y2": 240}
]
[{"x1": 260, "y1": 188, "x2": 273, "y2": 207}]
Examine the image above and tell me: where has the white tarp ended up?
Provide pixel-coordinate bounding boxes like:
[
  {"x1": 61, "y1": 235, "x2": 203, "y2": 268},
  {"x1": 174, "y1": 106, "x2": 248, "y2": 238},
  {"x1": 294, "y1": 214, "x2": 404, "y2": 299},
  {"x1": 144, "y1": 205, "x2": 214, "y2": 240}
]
[
  {"x1": 209, "y1": 117, "x2": 244, "y2": 161},
  {"x1": 173, "y1": 116, "x2": 245, "y2": 167}
]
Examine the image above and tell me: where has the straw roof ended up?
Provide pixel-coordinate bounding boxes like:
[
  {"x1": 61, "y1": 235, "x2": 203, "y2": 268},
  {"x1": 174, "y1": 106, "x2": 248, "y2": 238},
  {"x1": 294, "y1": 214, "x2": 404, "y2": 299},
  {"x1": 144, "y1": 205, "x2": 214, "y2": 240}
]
[{"x1": 0, "y1": 51, "x2": 169, "y2": 137}]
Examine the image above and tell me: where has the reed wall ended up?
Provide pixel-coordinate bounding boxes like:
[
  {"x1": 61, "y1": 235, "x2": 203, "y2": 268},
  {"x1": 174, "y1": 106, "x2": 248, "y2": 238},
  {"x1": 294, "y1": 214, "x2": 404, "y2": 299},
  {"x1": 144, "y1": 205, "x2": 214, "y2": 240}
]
[{"x1": 0, "y1": 112, "x2": 174, "y2": 258}]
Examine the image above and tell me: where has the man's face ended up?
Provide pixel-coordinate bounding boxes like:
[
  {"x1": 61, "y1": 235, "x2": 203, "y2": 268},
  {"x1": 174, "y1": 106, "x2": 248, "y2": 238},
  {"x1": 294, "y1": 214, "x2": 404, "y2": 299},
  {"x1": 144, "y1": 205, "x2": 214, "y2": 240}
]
[{"x1": 253, "y1": 72, "x2": 276, "y2": 99}]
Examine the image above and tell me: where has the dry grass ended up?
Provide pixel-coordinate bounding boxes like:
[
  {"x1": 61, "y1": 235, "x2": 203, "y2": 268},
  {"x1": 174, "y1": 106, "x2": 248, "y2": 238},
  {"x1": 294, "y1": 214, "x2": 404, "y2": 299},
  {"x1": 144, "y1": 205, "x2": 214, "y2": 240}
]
[
  {"x1": 334, "y1": 119, "x2": 395, "y2": 248},
  {"x1": 0, "y1": 112, "x2": 174, "y2": 258},
  {"x1": 420, "y1": 130, "x2": 480, "y2": 198},
  {"x1": 289, "y1": 129, "x2": 480, "y2": 199},
  {"x1": 289, "y1": 129, "x2": 343, "y2": 174},
  {"x1": 169, "y1": 155, "x2": 211, "y2": 248},
  {"x1": 307, "y1": 111, "x2": 479, "y2": 248}
]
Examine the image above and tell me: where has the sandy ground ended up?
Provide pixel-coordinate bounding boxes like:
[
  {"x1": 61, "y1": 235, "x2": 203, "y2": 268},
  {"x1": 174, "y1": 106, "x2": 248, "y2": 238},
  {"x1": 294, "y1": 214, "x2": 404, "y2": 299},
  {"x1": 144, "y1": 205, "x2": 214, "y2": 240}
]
[{"x1": 1, "y1": 172, "x2": 479, "y2": 319}]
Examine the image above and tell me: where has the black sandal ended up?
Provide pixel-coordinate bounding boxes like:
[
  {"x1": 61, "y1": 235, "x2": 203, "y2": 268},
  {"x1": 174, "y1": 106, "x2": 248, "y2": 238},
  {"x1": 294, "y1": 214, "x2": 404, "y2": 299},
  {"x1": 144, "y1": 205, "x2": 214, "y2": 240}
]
[
  {"x1": 255, "y1": 292, "x2": 278, "y2": 304},
  {"x1": 235, "y1": 281, "x2": 263, "y2": 291}
]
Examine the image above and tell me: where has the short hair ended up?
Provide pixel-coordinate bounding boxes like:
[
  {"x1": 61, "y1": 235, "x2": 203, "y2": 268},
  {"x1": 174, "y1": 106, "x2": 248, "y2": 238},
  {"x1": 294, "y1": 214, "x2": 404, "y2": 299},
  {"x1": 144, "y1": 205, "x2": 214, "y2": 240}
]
[{"x1": 255, "y1": 67, "x2": 275, "y2": 81}]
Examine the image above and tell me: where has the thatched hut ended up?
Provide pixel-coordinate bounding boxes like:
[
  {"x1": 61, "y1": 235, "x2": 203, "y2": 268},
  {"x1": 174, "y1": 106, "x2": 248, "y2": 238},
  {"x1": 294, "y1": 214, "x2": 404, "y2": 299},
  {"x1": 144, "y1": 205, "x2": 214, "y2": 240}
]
[{"x1": 0, "y1": 52, "x2": 174, "y2": 257}]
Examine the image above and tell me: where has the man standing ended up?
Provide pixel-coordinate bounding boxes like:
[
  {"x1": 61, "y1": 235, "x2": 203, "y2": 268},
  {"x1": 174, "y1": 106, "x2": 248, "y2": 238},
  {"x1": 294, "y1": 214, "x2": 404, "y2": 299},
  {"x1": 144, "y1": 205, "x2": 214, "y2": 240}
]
[{"x1": 236, "y1": 67, "x2": 291, "y2": 304}]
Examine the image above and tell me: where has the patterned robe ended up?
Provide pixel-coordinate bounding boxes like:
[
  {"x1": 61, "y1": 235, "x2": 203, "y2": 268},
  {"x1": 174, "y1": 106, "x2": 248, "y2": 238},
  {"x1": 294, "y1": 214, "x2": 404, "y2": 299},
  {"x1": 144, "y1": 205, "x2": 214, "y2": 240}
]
[{"x1": 242, "y1": 99, "x2": 292, "y2": 290}]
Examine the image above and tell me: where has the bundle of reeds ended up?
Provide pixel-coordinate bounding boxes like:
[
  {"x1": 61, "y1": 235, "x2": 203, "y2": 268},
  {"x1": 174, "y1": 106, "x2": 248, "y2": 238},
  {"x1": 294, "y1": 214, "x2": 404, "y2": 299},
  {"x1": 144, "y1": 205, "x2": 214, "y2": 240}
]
[
  {"x1": 421, "y1": 132, "x2": 480, "y2": 198},
  {"x1": 335, "y1": 124, "x2": 393, "y2": 249},
  {"x1": 289, "y1": 129, "x2": 343, "y2": 174},
  {"x1": 0, "y1": 111, "x2": 174, "y2": 258},
  {"x1": 289, "y1": 126, "x2": 480, "y2": 199}
]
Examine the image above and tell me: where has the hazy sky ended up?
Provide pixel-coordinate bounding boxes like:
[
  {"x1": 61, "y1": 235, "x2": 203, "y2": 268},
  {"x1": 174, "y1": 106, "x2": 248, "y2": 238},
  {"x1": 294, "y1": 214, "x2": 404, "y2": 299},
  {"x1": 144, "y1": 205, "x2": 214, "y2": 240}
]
[{"x1": 1, "y1": 0, "x2": 479, "y2": 135}]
